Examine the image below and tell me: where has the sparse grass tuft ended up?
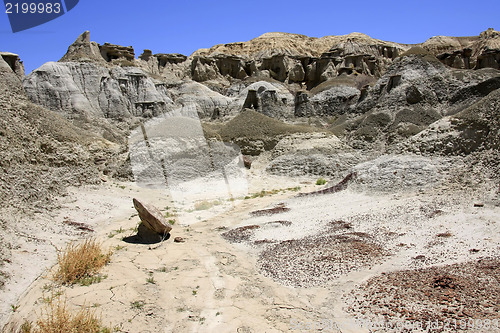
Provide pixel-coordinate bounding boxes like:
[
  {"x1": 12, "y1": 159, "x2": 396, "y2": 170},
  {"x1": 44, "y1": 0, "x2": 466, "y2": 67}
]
[
  {"x1": 130, "y1": 301, "x2": 145, "y2": 310},
  {"x1": 20, "y1": 321, "x2": 33, "y2": 333},
  {"x1": 25, "y1": 296, "x2": 111, "y2": 333},
  {"x1": 194, "y1": 200, "x2": 221, "y2": 211},
  {"x1": 53, "y1": 239, "x2": 112, "y2": 285}
]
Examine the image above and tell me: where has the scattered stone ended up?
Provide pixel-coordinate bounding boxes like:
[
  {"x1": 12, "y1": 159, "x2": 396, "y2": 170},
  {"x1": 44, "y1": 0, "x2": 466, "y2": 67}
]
[
  {"x1": 242, "y1": 155, "x2": 252, "y2": 169},
  {"x1": 62, "y1": 218, "x2": 94, "y2": 232},
  {"x1": 474, "y1": 203, "x2": 484, "y2": 207},
  {"x1": 346, "y1": 259, "x2": 500, "y2": 331},
  {"x1": 264, "y1": 220, "x2": 292, "y2": 227},
  {"x1": 250, "y1": 204, "x2": 290, "y2": 216},
  {"x1": 173, "y1": 237, "x2": 185, "y2": 243},
  {"x1": 133, "y1": 198, "x2": 172, "y2": 236},
  {"x1": 258, "y1": 232, "x2": 388, "y2": 287},
  {"x1": 298, "y1": 172, "x2": 356, "y2": 197}
]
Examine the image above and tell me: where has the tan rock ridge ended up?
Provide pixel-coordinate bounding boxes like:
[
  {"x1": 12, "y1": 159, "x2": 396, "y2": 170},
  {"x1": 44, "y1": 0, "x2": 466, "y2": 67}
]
[{"x1": 192, "y1": 31, "x2": 406, "y2": 59}]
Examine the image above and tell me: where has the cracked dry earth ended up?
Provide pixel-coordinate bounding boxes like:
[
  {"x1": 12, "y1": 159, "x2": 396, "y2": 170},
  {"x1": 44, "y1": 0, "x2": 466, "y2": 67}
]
[
  {"x1": 4, "y1": 183, "x2": 334, "y2": 333},
  {"x1": 4, "y1": 177, "x2": 500, "y2": 333}
]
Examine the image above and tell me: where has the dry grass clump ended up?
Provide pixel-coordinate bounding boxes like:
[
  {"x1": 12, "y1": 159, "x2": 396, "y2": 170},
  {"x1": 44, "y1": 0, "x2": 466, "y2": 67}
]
[
  {"x1": 53, "y1": 239, "x2": 112, "y2": 285},
  {"x1": 21, "y1": 296, "x2": 111, "y2": 333}
]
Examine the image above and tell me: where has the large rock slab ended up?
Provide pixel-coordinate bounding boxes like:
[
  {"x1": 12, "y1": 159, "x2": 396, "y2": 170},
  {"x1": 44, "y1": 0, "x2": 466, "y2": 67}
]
[{"x1": 133, "y1": 198, "x2": 172, "y2": 235}]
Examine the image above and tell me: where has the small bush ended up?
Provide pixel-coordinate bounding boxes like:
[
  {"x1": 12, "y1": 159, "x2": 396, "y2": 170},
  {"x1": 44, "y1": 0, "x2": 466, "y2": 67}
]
[
  {"x1": 26, "y1": 297, "x2": 111, "y2": 333},
  {"x1": 194, "y1": 200, "x2": 221, "y2": 211},
  {"x1": 316, "y1": 177, "x2": 327, "y2": 185},
  {"x1": 53, "y1": 239, "x2": 112, "y2": 285}
]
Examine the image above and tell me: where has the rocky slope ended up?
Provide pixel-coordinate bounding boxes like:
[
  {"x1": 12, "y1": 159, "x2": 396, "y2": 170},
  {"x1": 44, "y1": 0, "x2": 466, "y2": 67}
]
[
  {"x1": 0, "y1": 53, "x2": 128, "y2": 290},
  {"x1": 18, "y1": 28, "x2": 500, "y2": 190},
  {"x1": 23, "y1": 29, "x2": 500, "y2": 127}
]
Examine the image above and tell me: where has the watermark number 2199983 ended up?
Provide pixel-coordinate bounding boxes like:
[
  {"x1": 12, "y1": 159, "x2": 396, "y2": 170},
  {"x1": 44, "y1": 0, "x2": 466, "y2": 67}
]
[{"x1": 3, "y1": 0, "x2": 79, "y2": 32}]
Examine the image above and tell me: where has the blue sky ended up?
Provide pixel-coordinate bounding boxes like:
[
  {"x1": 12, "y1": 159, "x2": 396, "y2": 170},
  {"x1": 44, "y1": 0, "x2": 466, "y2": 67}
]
[{"x1": 1, "y1": 0, "x2": 499, "y2": 74}]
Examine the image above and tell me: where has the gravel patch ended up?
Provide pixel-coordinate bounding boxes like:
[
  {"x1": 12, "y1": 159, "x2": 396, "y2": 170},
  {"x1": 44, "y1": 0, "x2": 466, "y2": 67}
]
[
  {"x1": 258, "y1": 230, "x2": 389, "y2": 287},
  {"x1": 345, "y1": 258, "x2": 500, "y2": 332}
]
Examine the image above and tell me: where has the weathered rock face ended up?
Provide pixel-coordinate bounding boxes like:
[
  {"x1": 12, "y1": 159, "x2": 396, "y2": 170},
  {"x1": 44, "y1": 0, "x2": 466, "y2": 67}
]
[
  {"x1": 328, "y1": 49, "x2": 500, "y2": 147},
  {"x1": 140, "y1": 51, "x2": 188, "y2": 80},
  {"x1": 0, "y1": 52, "x2": 25, "y2": 77},
  {"x1": 60, "y1": 31, "x2": 190, "y2": 79},
  {"x1": 21, "y1": 29, "x2": 500, "y2": 155},
  {"x1": 24, "y1": 62, "x2": 175, "y2": 122},
  {"x1": 100, "y1": 43, "x2": 135, "y2": 62},
  {"x1": 239, "y1": 81, "x2": 294, "y2": 118},
  {"x1": 265, "y1": 132, "x2": 365, "y2": 180},
  {"x1": 403, "y1": 88, "x2": 500, "y2": 155},
  {"x1": 0, "y1": 52, "x2": 123, "y2": 211},
  {"x1": 190, "y1": 32, "x2": 408, "y2": 89},
  {"x1": 423, "y1": 28, "x2": 500, "y2": 70},
  {"x1": 59, "y1": 31, "x2": 104, "y2": 63},
  {"x1": 171, "y1": 81, "x2": 233, "y2": 119}
]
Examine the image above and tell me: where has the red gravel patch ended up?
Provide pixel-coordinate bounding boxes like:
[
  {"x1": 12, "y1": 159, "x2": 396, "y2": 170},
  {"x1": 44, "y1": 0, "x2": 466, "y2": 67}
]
[
  {"x1": 346, "y1": 258, "x2": 500, "y2": 332},
  {"x1": 258, "y1": 232, "x2": 389, "y2": 287},
  {"x1": 221, "y1": 225, "x2": 260, "y2": 243}
]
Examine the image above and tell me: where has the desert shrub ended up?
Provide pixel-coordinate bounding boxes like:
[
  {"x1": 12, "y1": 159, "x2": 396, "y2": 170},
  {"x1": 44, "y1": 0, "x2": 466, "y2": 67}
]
[
  {"x1": 25, "y1": 296, "x2": 111, "y2": 333},
  {"x1": 53, "y1": 239, "x2": 112, "y2": 285},
  {"x1": 316, "y1": 177, "x2": 327, "y2": 185}
]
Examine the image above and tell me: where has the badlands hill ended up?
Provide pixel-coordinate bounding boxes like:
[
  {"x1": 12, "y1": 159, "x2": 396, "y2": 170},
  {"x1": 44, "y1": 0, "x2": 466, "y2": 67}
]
[{"x1": 0, "y1": 29, "x2": 499, "y2": 332}]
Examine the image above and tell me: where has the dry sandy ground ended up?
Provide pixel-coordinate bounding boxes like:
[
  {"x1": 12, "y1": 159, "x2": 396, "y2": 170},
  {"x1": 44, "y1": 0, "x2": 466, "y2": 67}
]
[{"x1": 2, "y1": 168, "x2": 500, "y2": 333}]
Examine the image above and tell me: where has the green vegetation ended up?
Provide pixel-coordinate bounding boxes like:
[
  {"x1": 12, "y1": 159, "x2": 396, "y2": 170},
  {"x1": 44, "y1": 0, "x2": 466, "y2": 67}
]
[
  {"x1": 194, "y1": 200, "x2": 221, "y2": 211},
  {"x1": 316, "y1": 177, "x2": 327, "y2": 185},
  {"x1": 130, "y1": 301, "x2": 145, "y2": 310}
]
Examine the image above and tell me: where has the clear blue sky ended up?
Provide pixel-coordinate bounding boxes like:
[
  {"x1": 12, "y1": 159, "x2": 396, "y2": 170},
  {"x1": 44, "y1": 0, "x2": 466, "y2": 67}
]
[{"x1": 1, "y1": 0, "x2": 499, "y2": 74}]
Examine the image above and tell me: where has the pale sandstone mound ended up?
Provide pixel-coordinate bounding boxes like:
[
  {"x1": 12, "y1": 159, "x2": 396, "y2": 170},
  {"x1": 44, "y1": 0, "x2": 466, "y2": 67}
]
[{"x1": 423, "y1": 28, "x2": 500, "y2": 70}]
